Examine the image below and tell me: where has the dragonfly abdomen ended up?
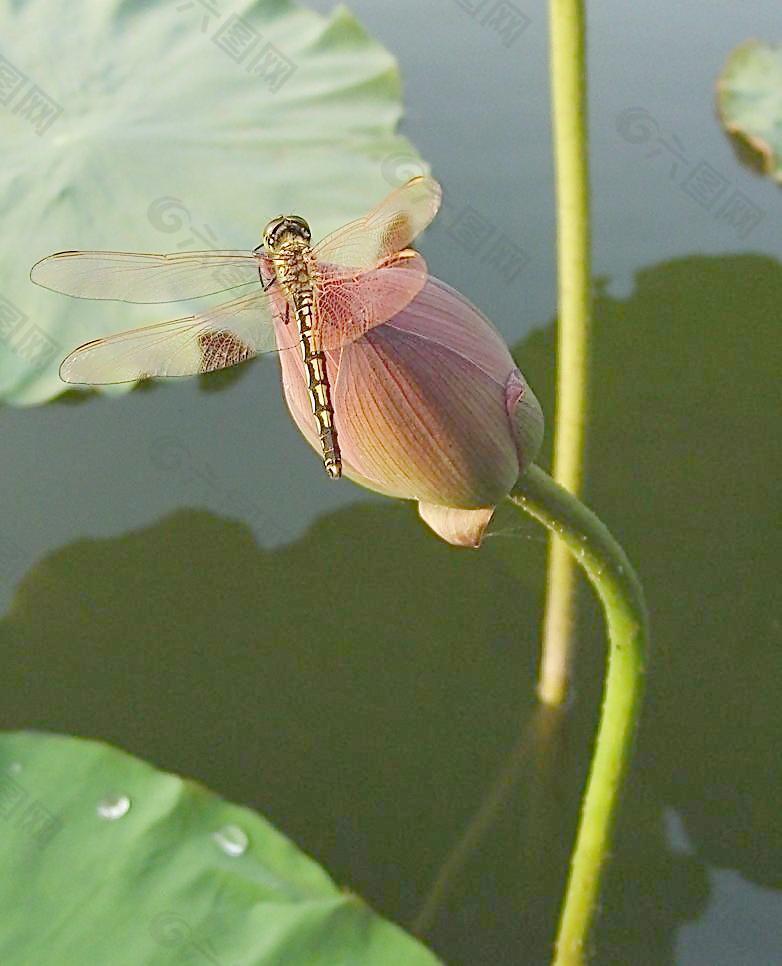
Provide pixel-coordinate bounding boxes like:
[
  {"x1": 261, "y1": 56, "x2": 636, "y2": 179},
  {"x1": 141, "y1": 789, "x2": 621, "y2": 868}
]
[{"x1": 294, "y1": 297, "x2": 341, "y2": 480}]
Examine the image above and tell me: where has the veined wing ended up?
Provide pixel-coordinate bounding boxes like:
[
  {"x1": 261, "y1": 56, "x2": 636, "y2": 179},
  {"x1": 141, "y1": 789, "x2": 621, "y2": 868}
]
[
  {"x1": 59, "y1": 246, "x2": 435, "y2": 384},
  {"x1": 60, "y1": 289, "x2": 283, "y2": 385},
  {"x1": 313, "y1": 250, "x2": 428, "y2": 350},
  {"x1": 312, "y1": 176, "x2": 441, "y2": 270},
  {"x1": 31, "y1": 250, "x2": 261, "y2": 303}
]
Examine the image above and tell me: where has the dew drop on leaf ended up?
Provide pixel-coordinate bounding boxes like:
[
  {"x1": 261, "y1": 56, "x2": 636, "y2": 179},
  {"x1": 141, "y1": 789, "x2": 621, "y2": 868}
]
[
  {"x1": 97, "y1": 794, "x2": 131, "y2": 820},
  {"x1": 213, "y1": 824, "x2": 249, "y2": 857}
]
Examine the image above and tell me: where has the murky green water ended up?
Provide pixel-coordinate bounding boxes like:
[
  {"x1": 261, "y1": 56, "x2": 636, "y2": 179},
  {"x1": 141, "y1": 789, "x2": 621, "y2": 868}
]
[{"x1": 2, "y1": 2, "x2": 781, "y2": 963}]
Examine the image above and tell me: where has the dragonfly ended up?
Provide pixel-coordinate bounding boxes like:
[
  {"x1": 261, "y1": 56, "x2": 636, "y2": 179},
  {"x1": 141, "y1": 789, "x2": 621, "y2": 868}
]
[{"x1": 31, "y1": 176, "x2": 442, "y2": 479}]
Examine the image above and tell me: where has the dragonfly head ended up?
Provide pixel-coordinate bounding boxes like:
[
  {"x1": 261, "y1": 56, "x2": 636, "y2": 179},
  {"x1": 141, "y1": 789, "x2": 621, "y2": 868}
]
[{"x1": 262, "y1": 215, "x2": 311, "y2": 252}]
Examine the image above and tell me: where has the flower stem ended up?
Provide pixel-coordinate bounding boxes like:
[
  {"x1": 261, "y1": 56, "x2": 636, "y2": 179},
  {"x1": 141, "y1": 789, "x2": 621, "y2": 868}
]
[
  {"x1": 509, "y1": 465, "x2": 647, "y2": 965},
  {"x1": 541, "y1": 0, "x2": 592, "y2": 705}
]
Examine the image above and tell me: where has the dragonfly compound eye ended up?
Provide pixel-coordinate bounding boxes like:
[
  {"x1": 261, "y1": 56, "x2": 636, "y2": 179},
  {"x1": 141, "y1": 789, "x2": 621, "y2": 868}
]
[
  {"x1": 262, "y1": 216, "x2": 286, "y2": 249},
  {"x1": 262, "y1": 215, "x2": 311, "y2": 249},
  {"x1": 286, "y1": 215, "x2": 311, "y2": 242}
]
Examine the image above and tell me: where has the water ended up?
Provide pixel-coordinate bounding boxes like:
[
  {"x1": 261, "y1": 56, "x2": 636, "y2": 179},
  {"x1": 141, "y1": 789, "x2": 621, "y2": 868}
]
[
  {"x1": 96, "y1": 794, "x2": 131, "y2": 821},
  {"x1": 1, "y1": 1, "x2": 781, "y2": 963},
  {"x1": 212, "y1": 824, "x2": 249, "y2": 858}
]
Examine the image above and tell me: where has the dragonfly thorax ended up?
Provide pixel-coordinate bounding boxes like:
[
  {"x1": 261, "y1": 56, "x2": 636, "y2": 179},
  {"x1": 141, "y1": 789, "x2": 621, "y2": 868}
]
[{"x1": 262, "y1": 214, "x2": 311, "y2": 253}]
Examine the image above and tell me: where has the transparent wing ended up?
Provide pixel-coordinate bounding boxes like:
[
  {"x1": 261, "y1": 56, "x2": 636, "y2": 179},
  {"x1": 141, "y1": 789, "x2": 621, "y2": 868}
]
[
  {"x1": 31, "y1": 250, "x2": 261, "y2": 303},
  {"x1": 312, "y1": 176, "x2": 441, "y2": 270},
  {"x1": 313, "y1": 250, "x2": 428, "y2": 350},
  {"x1": 59, "y1": 245, "x2": 435, "y2": 385},
  {"x1": 60, "y1": 289, "x2": 283, "y2": 385}
]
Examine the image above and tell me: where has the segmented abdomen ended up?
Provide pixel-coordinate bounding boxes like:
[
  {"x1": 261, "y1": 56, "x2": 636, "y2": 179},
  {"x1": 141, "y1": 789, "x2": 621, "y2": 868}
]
[{"x1": 295, "y1": 294, "x2": 341, "y2": 479}]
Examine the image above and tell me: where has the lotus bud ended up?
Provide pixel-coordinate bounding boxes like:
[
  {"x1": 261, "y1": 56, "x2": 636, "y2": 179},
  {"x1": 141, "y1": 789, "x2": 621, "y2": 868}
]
[{"x1": 274, "y1": 273, "x2": 543, "y2": 547}]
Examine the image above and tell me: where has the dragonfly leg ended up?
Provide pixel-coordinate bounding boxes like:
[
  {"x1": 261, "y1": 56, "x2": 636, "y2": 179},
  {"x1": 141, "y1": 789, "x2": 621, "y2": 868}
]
[{"x1": 258, "y1": 264, "x2": 277, "y2": 292}]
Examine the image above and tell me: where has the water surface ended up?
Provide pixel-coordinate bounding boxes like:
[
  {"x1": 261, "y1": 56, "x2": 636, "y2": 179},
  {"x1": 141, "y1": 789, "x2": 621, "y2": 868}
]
[{"x1": 2, "y1": 2, "x2": 781, "y2": 963}]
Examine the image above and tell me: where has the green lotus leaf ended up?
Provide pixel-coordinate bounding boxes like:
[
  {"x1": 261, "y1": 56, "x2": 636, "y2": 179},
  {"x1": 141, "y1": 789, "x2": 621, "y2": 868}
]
[
  {"x1": 717, "y1": 40, "x2": 782, "y2": 183},
  {"x1": 0, "y1": 0, "x2": 427, "y2": 404},
  {"x1": 0, "y1": 731, "x2": 439, "y2": 964}
]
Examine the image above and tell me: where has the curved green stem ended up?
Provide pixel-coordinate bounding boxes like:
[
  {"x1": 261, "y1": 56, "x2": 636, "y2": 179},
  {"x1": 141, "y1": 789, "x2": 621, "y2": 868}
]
[
  {"x1": 509, "y1": 465, "x2": 647, "y2": 966},
  {"x1": 541, "y1": 0, "x2": 592, "y2": 705}
]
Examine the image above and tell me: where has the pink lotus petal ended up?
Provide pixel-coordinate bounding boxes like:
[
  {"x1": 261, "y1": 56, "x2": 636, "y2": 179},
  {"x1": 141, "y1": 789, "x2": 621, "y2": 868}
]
[
  {"x1": 505, "y1": 368, "x2": 544, "y2": 469},
  {"x1": 274, "y1": 271, "x2": 543, "y2": 546},
  {"x1": 418, "y1": 503, "x2": 495, "y2": 548}
]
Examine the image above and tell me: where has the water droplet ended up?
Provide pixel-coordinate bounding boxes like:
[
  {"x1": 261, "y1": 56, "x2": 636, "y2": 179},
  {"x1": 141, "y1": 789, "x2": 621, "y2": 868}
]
[
  {"x1": 7, "y1": 762, "x2": 22, "y2": 776},
  {"x1": 97, "y1": 793, "x2": 131, "y2": 820},
  {"x1": 213, "y1": 824, "x2": 248, "y2": 857}
]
